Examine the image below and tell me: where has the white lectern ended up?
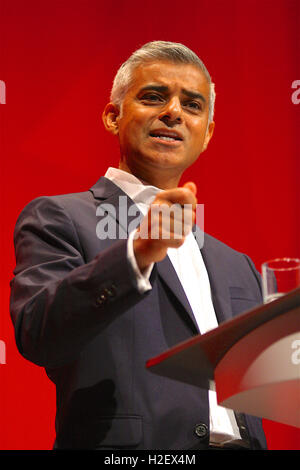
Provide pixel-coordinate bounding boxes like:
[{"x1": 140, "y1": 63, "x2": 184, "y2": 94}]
[{"x1": 147, "y1": 287, "x2": 300, "y2": 428}]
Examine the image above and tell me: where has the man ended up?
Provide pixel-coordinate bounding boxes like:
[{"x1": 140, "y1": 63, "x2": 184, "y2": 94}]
[{"x1": 10, "y1": 41, "x2": 267, "y2": 450}]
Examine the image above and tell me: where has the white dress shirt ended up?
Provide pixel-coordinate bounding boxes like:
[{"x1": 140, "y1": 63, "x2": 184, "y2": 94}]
[{"x1": 104, "y1": 167, "x2": 241, "y2": 445}]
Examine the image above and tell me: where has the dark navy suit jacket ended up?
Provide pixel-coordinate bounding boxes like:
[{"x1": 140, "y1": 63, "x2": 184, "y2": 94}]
[{"x1": 10, "y1": 176, "x2": 267, "y2": 450}]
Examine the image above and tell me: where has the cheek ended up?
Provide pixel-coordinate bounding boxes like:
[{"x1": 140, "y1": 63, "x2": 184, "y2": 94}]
[
  {"x1": 189, "y1": 123, "x2": 208, "y2": 146},
  {"x1": 118, "y1": 119, "x2": 143, "y2": 151},
  {"x1": 127, "y1": 119, "x2": 150, "y2": 146}
]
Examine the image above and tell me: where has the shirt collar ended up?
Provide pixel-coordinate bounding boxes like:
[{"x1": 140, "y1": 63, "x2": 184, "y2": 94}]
[{"x1": 104, "y1": 167, "x2": 160, "y2": 207}]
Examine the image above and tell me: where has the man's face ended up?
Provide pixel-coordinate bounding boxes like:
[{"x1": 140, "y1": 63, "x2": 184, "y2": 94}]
[{"x1": 104, "y1": 60, "x2": 214, "y2": 187}]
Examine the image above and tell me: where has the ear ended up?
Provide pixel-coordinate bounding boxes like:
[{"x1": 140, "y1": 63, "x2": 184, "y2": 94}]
[
  {"x1": 202, "y1": 120, "x2": 215, "y2": 151},
  {"x1": 102, "y1": 103, "x2": 120, "y2": 135}
]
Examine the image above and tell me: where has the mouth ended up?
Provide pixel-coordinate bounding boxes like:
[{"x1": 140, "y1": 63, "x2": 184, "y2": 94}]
[{"x1": 149, "y1": 129, "x2": 183, "y2": 145}]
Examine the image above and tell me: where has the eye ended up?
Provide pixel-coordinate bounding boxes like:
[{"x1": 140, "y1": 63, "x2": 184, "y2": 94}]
[
  {"x1": 140, "y1": 93, "x2": 164, "y2": 103},
  {"x1": 184, "y1": 100, "x2": 202, "y2": 112}
]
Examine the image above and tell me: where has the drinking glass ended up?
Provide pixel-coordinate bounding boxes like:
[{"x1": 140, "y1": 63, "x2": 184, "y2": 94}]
[{"x1": 261, "y1": 258, "x2": 300, "y2": 303}]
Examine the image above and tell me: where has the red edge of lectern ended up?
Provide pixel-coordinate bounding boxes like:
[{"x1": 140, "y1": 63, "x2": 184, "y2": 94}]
[
  {"x1": 146, "y1": 335, "x2": 201, "y2": 369},
  {"x1": 145, "y1": 287, "x2": 300, "y2": 371}
]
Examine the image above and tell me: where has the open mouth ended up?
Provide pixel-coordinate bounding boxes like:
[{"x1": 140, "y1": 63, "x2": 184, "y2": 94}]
[{"x1": 149, "y1": 130, "x2": 183, "y2": 143}]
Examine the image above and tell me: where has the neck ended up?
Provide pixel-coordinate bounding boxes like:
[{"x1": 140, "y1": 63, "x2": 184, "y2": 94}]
[{"x1": 118, "y1": 161, "x2": 182, "y2": 189}]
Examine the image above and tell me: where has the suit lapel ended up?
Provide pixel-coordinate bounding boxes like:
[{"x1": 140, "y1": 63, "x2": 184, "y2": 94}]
[
  {"x1": 195, "y1": 226, "x2": 233, "y2": 325},
  {"x1": 156, "y1": 257, "x2": 200, "y2": 333},
  {"x1": 90, "y1": 176, "x2": 143, "y2": 246}
]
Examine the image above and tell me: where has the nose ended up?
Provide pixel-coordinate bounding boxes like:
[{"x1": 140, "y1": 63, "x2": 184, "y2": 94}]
[{"x1": 158, "y1": 96, "x2": 182, "y2": 125}]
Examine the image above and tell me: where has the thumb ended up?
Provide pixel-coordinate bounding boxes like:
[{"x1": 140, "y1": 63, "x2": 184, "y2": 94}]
[{"x1": 182, "y1": 181, "x2": 197, "y2": 196}]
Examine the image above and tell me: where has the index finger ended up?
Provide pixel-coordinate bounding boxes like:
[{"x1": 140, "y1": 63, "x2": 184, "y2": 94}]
[{"x1": 154, "y1": 187, "x2": 197, "y2": 207}]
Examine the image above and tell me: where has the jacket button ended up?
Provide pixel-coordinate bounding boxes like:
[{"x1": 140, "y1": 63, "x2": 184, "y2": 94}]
[
  {"x1": 194, "y1": 423, "x2": 208, "y2": 439},
  {"x1": 104, "y1": 286, "x2": 116, "y2": 297},
  {"x1": 96, "y1": 293, "x2": 107, "y2": 306}
]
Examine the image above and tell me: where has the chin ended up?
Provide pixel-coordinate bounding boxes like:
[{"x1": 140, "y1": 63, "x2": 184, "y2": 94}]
[{"x1": 146, "y1": 150, "x2": 185, "y2": 166}]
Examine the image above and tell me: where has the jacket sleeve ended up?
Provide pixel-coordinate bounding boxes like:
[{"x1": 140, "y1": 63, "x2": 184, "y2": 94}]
[
  {"x1": 9, "y1": 196, "x2": 148, "y2": 368},
  {"x1": 243, "y1": 253, "x2": 263, "y2": 298}
]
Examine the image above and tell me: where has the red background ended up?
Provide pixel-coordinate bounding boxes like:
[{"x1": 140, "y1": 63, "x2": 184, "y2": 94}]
[{"x1": 0, "y1": 0, "x2": 299, "y2": 450}]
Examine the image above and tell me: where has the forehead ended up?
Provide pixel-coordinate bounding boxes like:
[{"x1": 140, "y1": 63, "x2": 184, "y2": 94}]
[{"x1": 128, "y1": 60, "x2": 210, "y2": 97}]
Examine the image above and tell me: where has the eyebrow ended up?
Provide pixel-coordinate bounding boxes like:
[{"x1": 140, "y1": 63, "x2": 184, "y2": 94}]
[{"x1": 139, "y1": 84, "x2": 206, "y2": 103}]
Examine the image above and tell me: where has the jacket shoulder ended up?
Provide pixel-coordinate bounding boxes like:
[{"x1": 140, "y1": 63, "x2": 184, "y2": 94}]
[
  {"x1": 203, "y1": 231, "x2": 262, "y2": 292},
  {"x1": 15, "y1": 190, "x2": 94, "y2": 222},
  {"x1": 203, "y1": 231, "x2": 246, "y2": 258}
]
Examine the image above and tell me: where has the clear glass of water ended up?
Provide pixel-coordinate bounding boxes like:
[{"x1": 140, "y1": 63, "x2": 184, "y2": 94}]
[{"x1": 261, "y1": 258, "x2": 300, "y2": 303}]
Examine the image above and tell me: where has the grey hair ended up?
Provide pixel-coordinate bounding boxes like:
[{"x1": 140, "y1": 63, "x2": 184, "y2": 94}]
[{"x1": 110, "y1": 41, "x2": 216, "y2": 123}]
